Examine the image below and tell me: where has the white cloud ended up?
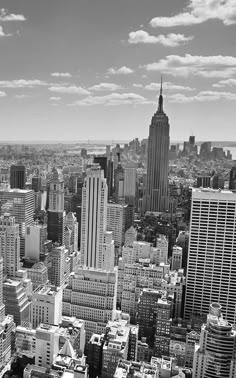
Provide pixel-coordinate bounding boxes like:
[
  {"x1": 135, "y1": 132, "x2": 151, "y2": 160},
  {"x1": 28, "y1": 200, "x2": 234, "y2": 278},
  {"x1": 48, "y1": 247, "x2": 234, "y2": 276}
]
[
  {"x1": 133, "y1": 84, "x2": 143, "y2": 88},
  {"x1": 0, "y1": 26, "x2": 11, "y2": 37},
  {"x1": 213, "y1": 79, "x2": 236, "y2": 88},
  {"x1": 0, "y1": 8, "x2": 26, "y2": 22},
  {"x1": 128, "y1": 30, "x2": 193, "y2": 47},
  {"x1": 49, "y1": 96, "x2": 62, "y2": 101},
  {"x1": 0, "y1": 79, "x2": 47, "y2": 88},
  {"x1": 167, "y1": 90, "x2": 236, "y2": 103},
  {"x1": 89, "y1": 83, "x2": 122, "y2": 91},
  {"x1": 15, "y1": 94, "x2": 29, "y2": 99},
  {"x1": 145, "y1": 82, "x2": 195, "y2": 91},
  {"x1": 69, "y1": 92, "x2": 150, "y2": 106},
  {"x1": 0, "y1": 91, "x2": 6, "y2": 97},
  {"x1": 51, "y1": 72, "x2": 72, "y2": 77},
  {"x1": 48, "y1": 85, "x2": 90, "y2": 95},
  {"x1": 107, "y1": 66, "x2": 134, "y2": 75},
  {"x1": 143, "y1": 54, "x2": 236, "y2": 78},
  {"x1": 150, "y1": 0, "x2": 236, "y2": 27}
]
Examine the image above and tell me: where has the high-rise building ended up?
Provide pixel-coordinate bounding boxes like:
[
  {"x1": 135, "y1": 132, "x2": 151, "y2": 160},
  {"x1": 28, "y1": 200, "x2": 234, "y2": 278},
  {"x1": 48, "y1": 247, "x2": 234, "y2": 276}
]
[
  {"x1": 193, "y1": 302, "x2": 236, "y2": 378},
  {"x1": 65, "y1": 212, "x2": 78, "y2": 253},
  {"x1": 32, "y1": 176, "x2": 42, "y2": 192},
  {"x1": 229, "y1": 166, "x2": 236, "y2": 190},
  {"x1": 94, "y1": 156, "x2": 107, "y2": 178},
  {"x1": 10, "y1": 165, "x2": 26, "y2": 189},
  {"x1": 48, "y1": 244, "x2": 70, "y2": 288},
  {"x1": 171, "y1": 245, "x2": 182, "y2": 271},
  {"x1": 31, "y1": 285, "x2": 62, "y2": 328},
  {"x1": 47, "y1": 168, "x2": 66, "y2": 245},
  {"x1": 25, "y1": 222, "x2": 48, "y2": 261},
  {"x1": 0, "y1": 214, "x2": 20, "y2": 277},
  {"x1": 0, "y1": 189, "x2": 35, "y2": 258},
  {"x1": 63, "y1": 267, "x2": 117, "y2": 344},
  {"x1": 185, "y1": 188, "x2": 236, "y2": 324},
  {"x1": 35, "y1": 323, "x2": 59, "y2": 368},
  {"x1": 107, "y1": 203, "x2": 126, "y2": 248},
  {"x1": 80, "y1": 164, "x2": 114, "y2": 271},
  {"x1": 124, "y1": 167, "x2": 136, "y2": 206},
  {"x1": 114, "y1": 153, "x2": 125, "y2": 204},
  {"x1": 196, "y1": 176, "x2": 211, "y2": 188},
  {"x1": 144, "y1": 81, "x2": 169, "y2": 212}
]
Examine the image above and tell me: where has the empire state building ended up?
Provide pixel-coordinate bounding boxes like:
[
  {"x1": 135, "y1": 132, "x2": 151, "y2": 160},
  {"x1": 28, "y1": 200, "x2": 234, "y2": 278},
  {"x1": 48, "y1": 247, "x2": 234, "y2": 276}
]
[{"x1": 144, "y1": 81, "x2": 169, "y2": 213}]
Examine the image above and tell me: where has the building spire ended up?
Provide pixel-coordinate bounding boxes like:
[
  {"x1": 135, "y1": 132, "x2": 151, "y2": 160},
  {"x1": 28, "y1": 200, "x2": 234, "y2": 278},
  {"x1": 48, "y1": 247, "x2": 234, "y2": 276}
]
[{"x1": 157, "y1": 76, "x2": 164, "y2": 113}]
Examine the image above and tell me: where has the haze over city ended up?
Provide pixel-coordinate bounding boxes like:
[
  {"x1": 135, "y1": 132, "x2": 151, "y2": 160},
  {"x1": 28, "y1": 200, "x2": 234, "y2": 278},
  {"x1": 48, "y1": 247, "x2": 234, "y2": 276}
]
[{"x1": 0, "y1": 0, "x2": 236, "y2": 141}]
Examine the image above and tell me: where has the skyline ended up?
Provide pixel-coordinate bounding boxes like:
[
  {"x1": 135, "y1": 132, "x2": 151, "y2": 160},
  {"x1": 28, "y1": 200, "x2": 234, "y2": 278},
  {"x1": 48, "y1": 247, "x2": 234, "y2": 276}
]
[{"x1": 0, "y1": 0, "x2": 236, "y2": 141}]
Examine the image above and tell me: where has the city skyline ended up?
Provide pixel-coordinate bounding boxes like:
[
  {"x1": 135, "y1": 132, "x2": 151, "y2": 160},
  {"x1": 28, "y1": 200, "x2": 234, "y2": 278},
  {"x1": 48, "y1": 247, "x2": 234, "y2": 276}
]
[{"x1": 0, "y1": 0, "x2": 236, "y2": 141}]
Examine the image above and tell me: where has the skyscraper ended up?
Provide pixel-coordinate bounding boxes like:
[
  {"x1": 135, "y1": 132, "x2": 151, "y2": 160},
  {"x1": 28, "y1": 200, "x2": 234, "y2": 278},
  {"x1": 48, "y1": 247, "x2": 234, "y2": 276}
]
[
  {"x1": 229, "y1": 166, "x2": 236, "y2": 190},
  {"x1": 0, "y1": 188, "x2": 35, "y2": 258},
  {"x1": 47, "y1": 168, "x2": 66, "y2": 245},
  {"x1": 185, "y1": 188, "x2": 236, "y2": 324},
  {"x1": 80, "y1": 164, "x2": 114, "y2": 270},
  {"x1": 144, "y1": 80, "x2": 169, "y2": 213},
  {"x1": 0, "y1": 214, "x2": 20, "y2": 277},
  {"x1": 114, "y1": 153, "x2": 125, "y2": 204},
  {"x1": 10, "y1": 165, "x2": 26, "y2": 189}
]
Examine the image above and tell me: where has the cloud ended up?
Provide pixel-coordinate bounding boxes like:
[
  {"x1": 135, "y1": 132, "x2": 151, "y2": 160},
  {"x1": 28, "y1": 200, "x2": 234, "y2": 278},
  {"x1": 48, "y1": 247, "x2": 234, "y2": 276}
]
[
  {"x1": 145, "y1": 82, "x2": 195, "y2": 91},
  {"x1": 0, "y1": 91, "x2": 6, "y2": 98},
  {"x1": 0, "y1": 26, "x2": 11, "y2": 37},
  {"x1": 49, "y1": 96, "x2": 62, "y2": 101},
  {"x1": 167, "y1": 90, "x2": 236, "y2": 103},
  {"x1": 48, "y1": 85, "x2": 90, "y2": 95},
  {"x1": 213, "y1": 78, "x2": 236, "y2": 88},
  {"x1": 107, "y1": 66, "x2": 134, "y2": 75},
  {"x1": 133, "y1": 84, "x2": 143, "y2": 88},
  {"x1": 69, "y1": 92, "x2": 150, "y2": 106},
  {"x1": 15, "y1": 94, "x2": 29, "y2": 99},
  {"x1": 128, "y1": 30, "x2": 193, "y2": 47},
  {"x1": 150, "y1": 0, "x2": 236, "y2": 27},
  {"x1": 0, "y1": 79, "x2": 47, "y2": 88},
  {"x1": 143, "y1": 54, "x2": 236, "y2": 78},
  {"x1": 0, "y1": 8, "x2": 26, "y2": 22},
  {"x1": 89, "y1": 83, "x2": 122, "y2": 91},
  {"x1": 51, "y1": 72, "x2": 72, "y2": 77}
]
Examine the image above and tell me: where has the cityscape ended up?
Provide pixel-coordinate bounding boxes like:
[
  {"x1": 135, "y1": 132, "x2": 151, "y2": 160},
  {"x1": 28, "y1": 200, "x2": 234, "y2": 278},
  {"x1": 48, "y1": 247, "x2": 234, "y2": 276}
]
[{"x1": 0, "y1": 1, "x2": 236, "y2": 378}]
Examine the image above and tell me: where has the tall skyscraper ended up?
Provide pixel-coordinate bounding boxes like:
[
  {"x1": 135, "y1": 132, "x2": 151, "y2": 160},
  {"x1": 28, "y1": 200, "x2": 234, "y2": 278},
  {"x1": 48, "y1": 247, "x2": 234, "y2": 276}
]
[
  {"x1": 144, "y1": 80, "x2": 169, "y2": 213},
  {"x1": 0, "y1": 214, "x2": 20, "y2": 277},
  {"x1": 0, "y1": 189, "x2": 35, "y2": 258},
  {"x1": 114, "y1": 153, "x2": 125, "y2": 204},
  {"x1": 185, "y1": 188, "x2": 236, "y2": 324},
  {"x1": 47, "y1": 168, "x2": 66, "y2": 245},
  {"x1": 124, "y1": 167, "x2": 136, "y2": 206},
  {"x1": 80, "y1": 164, "x2": 114, "y2": 271},
  {"x1": 10, "y1": 165, "x2": 26, "y2": 189}
]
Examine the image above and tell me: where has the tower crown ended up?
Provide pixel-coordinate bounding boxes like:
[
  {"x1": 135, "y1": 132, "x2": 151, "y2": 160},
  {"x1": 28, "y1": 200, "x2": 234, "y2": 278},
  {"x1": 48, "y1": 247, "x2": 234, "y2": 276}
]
[{"x1": 157, "y1": 76, "x2": 164, "y2": 113}]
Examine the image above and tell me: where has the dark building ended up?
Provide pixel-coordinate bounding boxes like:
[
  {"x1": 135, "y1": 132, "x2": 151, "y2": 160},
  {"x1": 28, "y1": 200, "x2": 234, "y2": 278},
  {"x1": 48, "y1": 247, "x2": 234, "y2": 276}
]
[
  {"x1": 10, "y1": 165, "x2": 26, "y2": 189},
  {"x1": 32, "y1": 176, "x2": 41, "y2": 192},
  {"x1": 210, "y1": 174, "x2": 224, "y2": 189},
  {"x1": 107, "y1": 160, "x2": 113, "y2": 199},
  {"x1": 189, "y1": 135, "x2": 195, "y2": 146},
  {"x1": 199, "y1": 142, "x2": 211, "y2": 159},
  {"x1": 94, "y1": 156, "x2": 107, "y2": 178},
  {"x1": 114, "y1": 153, "x2": 124, "y2": 203},
  {"x1": 229, "y1": 166, "x2": 236, "y2": 190},
  {"x1": 47, "y1": 210, "x2": 65, "y2": 245},
  {"x1": 196, "y1": 176, "x2": 211, "y2": 188},
  {"x1": 144, "y1": 80, "x2": 169, "y2": 212},
  {"x1": 87, "y1": 334, "x2": 104, "y2": 378}
]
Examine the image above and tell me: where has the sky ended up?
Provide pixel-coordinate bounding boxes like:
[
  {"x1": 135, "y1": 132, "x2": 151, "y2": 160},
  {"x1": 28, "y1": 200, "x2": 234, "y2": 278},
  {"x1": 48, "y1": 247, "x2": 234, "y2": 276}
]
[{"x1": 0, "y1": 0, "x2": 236, "y2": 142}]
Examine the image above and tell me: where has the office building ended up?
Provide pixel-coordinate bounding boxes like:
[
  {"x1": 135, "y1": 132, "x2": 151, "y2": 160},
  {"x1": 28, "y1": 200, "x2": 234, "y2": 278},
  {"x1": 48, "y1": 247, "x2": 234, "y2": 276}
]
[
  {"x1": 193, "y1": 302, "x2": 236, "y2": 378},
  {"x1": 15, "y1": 326, "x2": 36, "y2": 358},
  {"x1": 25, "y1": 222, "x2": 48, "y2": 261},
  {"x1": 144, "y1": 81, "x2": 169, "y2": 212},
  {"x1": 47, "y1": 167, "x2": 66, "y2": 245},
  {"x1": 59, "y1": 316, "x2": 86, "y2": 355},
  {"x1": 35, "y1": 323, "x2": 59, "y2": 368},
  {"x1": 185, "y1": 188, "x2": 236, "y2": 324},
  {"x1": 196, "y1": 176, "x2": 211, "y2": 188},
  {"x1": 80, "y1": 164, "x2": 114, "y2": 271},
  {"x1": 171, "y1": 245, "x2": 182, "y2": 271},
  {"x1": 94, "y1": 156, "x2": 107, "y2": 178},
  {"x1": 26, "y1": 262, "x2": 49, "y2": 290},
  {"x1": 124, "y1": 167, "x2": 136, "y2": 206},
  {"x1": 32, "y1": 176, "x2": 42, "y2": 192},
  {"x1": 87, "y1": 333, "x2": 104, "y2": 378},
  {"x1": 114, "y1": 153, "x2": 125, "y2": 204},
  {"x1": 31, "y1": 285, "x2": 63, "y2": 328},
  {"x1": 107, "y1": 202, "x2": 126, "y2": 247},
  {"x1": 0, "y1": 214, "x2": 20, "y2": 277},
  {"x1": 154, "y1": 296, "x2": 172, "y2": 358},
  {"x1": 65, "y1": 212, "x2": 78, "y2": 253},
  {"x1": 229, "y1": 166, "x2": 236, "y2": 190},
  {"x1": 0, "y1": 189, "x2": 35, "y2": 258},
  {"x1": 48, "y1": 244, "x2": 70, "y2": 288},
  {"x1": 63, "y1": 267, "x2": 117, "y2": 343},
  {"x1": 10, "y1": 164, "x2": 26, "y2": 189}
]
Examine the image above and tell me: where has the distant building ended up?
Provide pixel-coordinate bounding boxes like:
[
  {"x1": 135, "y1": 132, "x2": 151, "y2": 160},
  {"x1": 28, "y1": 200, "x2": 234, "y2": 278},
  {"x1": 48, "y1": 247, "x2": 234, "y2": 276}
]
[
  {"x1": 25, "y1": 222, "x2": 48, "y2": 261},
  {"x1": 10, "y1": 164, "x2": 26, "y2": 189},
  {"x1": 196, "y1": 176, "x2": 211, "y2": 188},
  {"x1": 229, "y1": 166, "x2": 236, "y2": 190},
  {"x1": 0, "y1": 213, "x2": 20, "y2": 277}
]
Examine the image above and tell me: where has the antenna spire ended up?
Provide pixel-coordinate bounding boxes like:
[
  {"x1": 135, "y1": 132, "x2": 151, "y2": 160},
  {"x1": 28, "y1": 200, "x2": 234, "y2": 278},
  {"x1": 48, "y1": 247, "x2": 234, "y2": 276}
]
[{"x1": 157, "y1": 76, "x2": 164, "y2": 113}]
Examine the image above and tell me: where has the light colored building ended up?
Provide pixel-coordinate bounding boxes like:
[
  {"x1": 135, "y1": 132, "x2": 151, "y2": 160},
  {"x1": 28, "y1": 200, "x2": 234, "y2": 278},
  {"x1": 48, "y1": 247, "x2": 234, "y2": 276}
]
[
  {"x1": 114, "y1": 360, "x2": 159, "y2": 378},
  {"x1": 35, "y1": 323, "x2": 60, "y2": 368},
  {"x1": 31, "y1": 285, "x2": 63, "y2": 328},
  {"x1": 26, "y1": 262, "x2": 49, "y2": 290},
  {"x1": 102, "y1": 319, "x2": 130, "y2": 378},
  {"x1": 0, "y1": 213, "x2": 20, "y2": 277},
  {"x1": 15, "y1": 326, "x2": 36, "y2": 358},
  {"x1": 107, "y1": 203, "x2": 125, "y2": 247},
  {"x1": 0, "y1": 188, "x2": 35, "y2": 258},
  {"x1": 185, "y1": 188, "x2": 236, "y2": 324},
  {"x1": 49, "y1": 167, "x2": 64, "y2": 212},
  {"x1": 124, "y1": 226, "x2": 137, "y2": 247},
  {"x1": 25, "y1": 222, "x2": 47, "y2": 261},
  {"x1": 65, "y1": 212, "x2": 78, "y2": 253},
  {"x1": 193, "y1": 302, "x2": 236, "y2": 378},
  {"x1": 171, "y1": 245, "x2": 182, "y2": 271},
  {"x1": 81, "y1": 164, "x2": 114, "y2": 271},
  {"x1": 156, "y1": 234, "x2": 168, "y2": 265},
  {"x1": 59, "y1": 316, "x2": 86, "y2": 355},
  {"x1": 124, "y1": 167, "x2": 136, "y2": 206},
  {"x1": 63, "y1": 266, "x2": 117, "y2": 343}
]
